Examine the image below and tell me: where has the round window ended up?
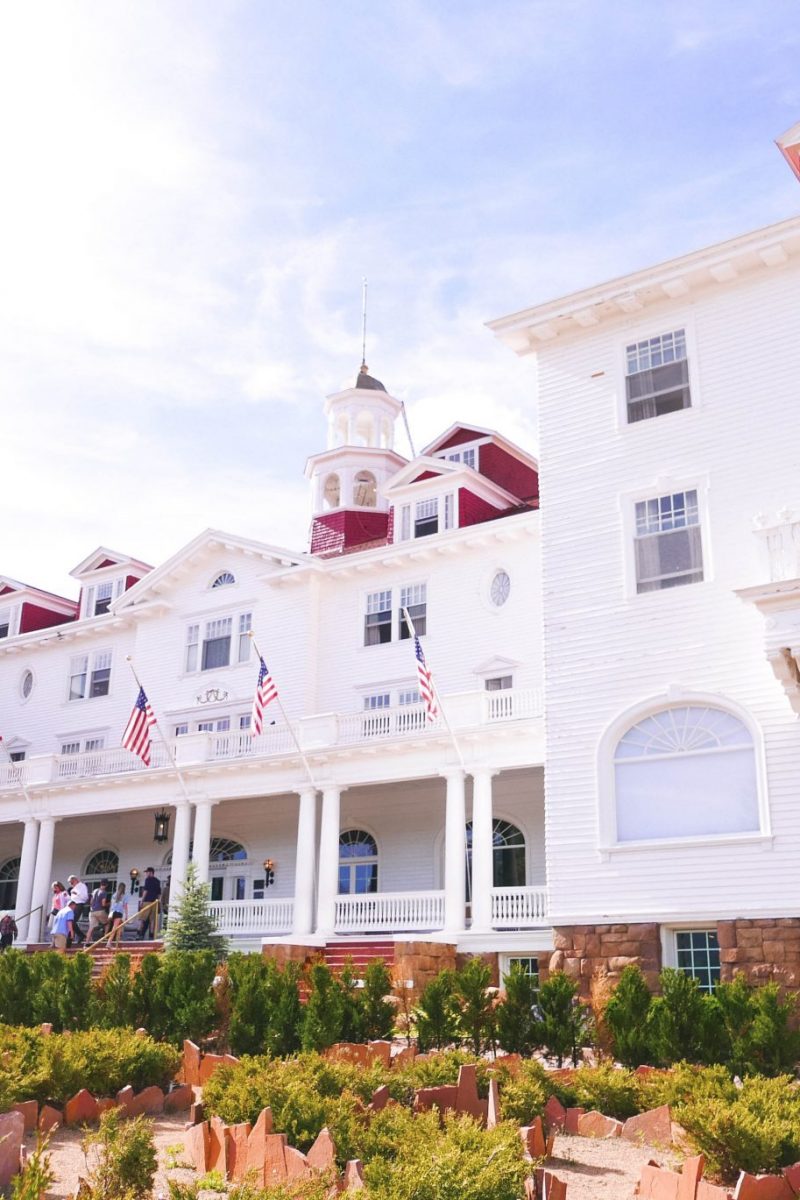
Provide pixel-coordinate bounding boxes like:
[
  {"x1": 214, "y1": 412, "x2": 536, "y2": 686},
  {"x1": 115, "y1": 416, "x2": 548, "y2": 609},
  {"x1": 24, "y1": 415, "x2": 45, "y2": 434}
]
[
  {"x1": 490, "y1": 570, "x2": 511, "y2": 607},
  {"x1": 20, "y1": 670, "x2": 33, "y2": 701}
]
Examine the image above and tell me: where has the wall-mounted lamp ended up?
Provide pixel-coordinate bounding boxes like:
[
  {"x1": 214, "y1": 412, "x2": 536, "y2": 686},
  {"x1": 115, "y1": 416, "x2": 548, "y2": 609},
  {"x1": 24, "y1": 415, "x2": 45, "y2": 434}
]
[
  {"x1": 153, "y1": 809, "x2": 170, "y2": 844},
  {"x1": 263, "y1": 858, "x2": 275, "y2": 888}
]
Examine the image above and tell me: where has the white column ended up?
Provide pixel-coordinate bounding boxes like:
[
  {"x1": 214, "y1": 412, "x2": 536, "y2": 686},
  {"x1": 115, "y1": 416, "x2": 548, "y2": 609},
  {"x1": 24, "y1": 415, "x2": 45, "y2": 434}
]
[
  {"x1": 346, "y1": 410, "x2": 358, "y2": 445},
  {"x1": 191, "y1": 800, "x2": 215, "y2": 884},
  {"x1": 15, "y1": 817, "x2": 39, "y2": 942},
  {"x1": 470, "y1": 769, "x2": 497, "y2": 934},
  {"x1": 170, "y1": 803, "x2": 192, "y2": 901},
  {"x1": 29, "y1": 816, "x2": 57, "y2": 943},
  {"x1": 443, "y1": 770, "x2": 467, "y2": 936},
  {"x1": 293, "y1": 787, "x2": 317, "y2": 936},
  {"x1": 315, "y1": 784, "x2": 342, "y2": 937}
]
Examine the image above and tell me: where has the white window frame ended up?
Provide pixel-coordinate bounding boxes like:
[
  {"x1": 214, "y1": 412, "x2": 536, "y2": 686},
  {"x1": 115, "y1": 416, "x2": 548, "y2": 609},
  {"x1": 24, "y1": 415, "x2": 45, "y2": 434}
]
[
  {"x1": 184, "y1": 611, "x2": 253, "y2": 674},
  {"x1": 399, "y1": 504, "x2": 411, "y2": 542},
  {"x1": 661, "y1": 925, "x2": 721, "y2": 994},
  {"x1": 596, "y1": 690, "x2": 772, "y2": 854},
  {"x1": 60, "y1": 733, "x2": 107, "y2": 756},
  {"x1": 0, "y1": 604, "x2": 20, "y2": 639},
  {"x1": 67, "y1": 649, "x2": 113, "y2": 702},
  {"x1": 364, "y1": 589, "x2": 393, "y2": 647},
  {"x1": 620, "y1": 474, "x2": 711, "y2": 600},
  {"x1": 624, "y1": 328, "x2": 691, "y2": 424},
  {"x1": 83, "y1": 576, "x2": 125, "y2": 619},
  {"x1": 615, "y1": 318, "x2": 699, "y2": 431},
  {"x1": 499, "y1": 954, "x2": 540, "y2": 988},
  {"x1": 399, "y1": 582, "x2": 427, "y2": 640},
  {"x1": 414, "y1": 497, "x2": 439, "y2": 538},
  {"x1": 633, "y1": 488, "x2": 703, "y2": 593},
  {"x1": 437, "y1": 441, "x2": 483, "y2": 469}
]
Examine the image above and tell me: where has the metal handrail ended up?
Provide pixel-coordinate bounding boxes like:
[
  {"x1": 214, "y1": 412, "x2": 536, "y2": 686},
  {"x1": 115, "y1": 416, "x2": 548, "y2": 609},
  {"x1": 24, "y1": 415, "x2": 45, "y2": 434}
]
[
  {"x1": 13, "y1": 903, "x2": 43, "y2": 925},
  {"x1": 83, "y1": 898, "x2": 162, "y2": 954}
]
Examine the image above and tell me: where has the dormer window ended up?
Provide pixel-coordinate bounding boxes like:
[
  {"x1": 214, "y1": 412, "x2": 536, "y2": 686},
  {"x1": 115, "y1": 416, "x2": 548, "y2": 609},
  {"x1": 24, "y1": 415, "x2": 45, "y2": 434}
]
[
  {"x1": 212, "y1": 572, "x2": 236, "y2": 588},
  {"x1": 397, "y1": 493, "x2": 456, "y2": 542},
  {"x1": 415, "y1": 498, "x2": 439, "y2": 538},
  {"x1": 84, "y1": 577, "x2": 125, "y2": 618},
  {"x1": 0, "y1": 605, "x2": 19, "y2": 639},
  {"x1": 444, "y1": 446, "x2": 477, "y2": 469}
]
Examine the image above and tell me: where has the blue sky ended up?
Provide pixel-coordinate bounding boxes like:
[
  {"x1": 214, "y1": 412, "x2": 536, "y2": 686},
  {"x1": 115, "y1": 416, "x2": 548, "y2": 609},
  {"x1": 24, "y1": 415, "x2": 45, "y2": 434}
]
[{"x1": 2, "y1": 1, "x2": 799, "y2": 594}]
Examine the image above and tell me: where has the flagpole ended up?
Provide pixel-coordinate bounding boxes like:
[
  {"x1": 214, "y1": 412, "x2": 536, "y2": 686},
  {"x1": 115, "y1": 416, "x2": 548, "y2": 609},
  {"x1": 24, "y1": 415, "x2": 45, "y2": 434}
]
[
  {"x1": 248, "y1": 633, "x2": 319, "y2": 792},
  {"x1": 124, "y1": 657, "x2": 191, "y2": 804},
  {"x1": 401, "y1": 607, "x2": 466, "y2": 772}
]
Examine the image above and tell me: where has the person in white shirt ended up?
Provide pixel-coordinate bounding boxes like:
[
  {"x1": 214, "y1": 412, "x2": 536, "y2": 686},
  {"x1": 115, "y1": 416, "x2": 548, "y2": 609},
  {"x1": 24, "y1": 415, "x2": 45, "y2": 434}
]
[{"x1": 67, "y1": 875, "x2": 89, "y2": 945}]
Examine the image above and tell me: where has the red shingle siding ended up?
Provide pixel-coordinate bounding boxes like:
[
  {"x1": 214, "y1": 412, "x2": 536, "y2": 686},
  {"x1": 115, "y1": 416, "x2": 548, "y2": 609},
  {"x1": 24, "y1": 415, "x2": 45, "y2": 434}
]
[
  {"x1": 458, "y1": 488, "x2": 502, "y2": 528},
  {"x1": 435, "y1": 427, "x2": 484, "y2": 452},
  {"x1": 479, "y1": 443, "x2": 539, "y2": 502},
  {"x1": 310, "y1": 510, "x2": 389, "y2": 555},
  {"x1": 20, "y1": 601, "x2": 77, "y2": 634}
]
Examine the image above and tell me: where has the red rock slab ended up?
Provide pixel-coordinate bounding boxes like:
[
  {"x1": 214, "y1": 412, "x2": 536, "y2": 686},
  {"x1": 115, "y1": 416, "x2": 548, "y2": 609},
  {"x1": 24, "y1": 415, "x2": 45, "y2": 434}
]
[
  {"x1": 783, "y1": 1165, "x2": 800, "y2": 1196},
  {"x1": 564, "y1": 1107, "x2": 586, "y2": 1134},
  {"x1": 577, "y1": 1110, "x2": 623, "y2": 1139},
  {"x1": 38, "y1": 1106, "x2": 62, "y2": 1135},
  {"x1": 189, "y1": 1101, "x2": 205, "y2": 1126},
  {"x1": 96, "y1": 1098, "x2": 116, "y2": 1117},
  {"x1": 286, "y1": 1146, "x2": 312, "y2": 1181},
  {"x1": 225, "y1": 1122, "x2": 251, "y2": 1182},
  {"x1": 208, "y1": 1116, "x2": 227, "y2": 1176},
  {"x1": 165, "y1": 1085, "x2": 194, "y2": 1113},
  {"x1": 326, "y1": 1043, "x2": 371, "y2": 1068},
  {"x1": 697, "y1": 1184, "x2": 734, "y2": 1200},
  {"x1": 11, "y1": 1101, "x2": 37, "y2": 1132},
  {"x1": 367, "y1": 1041, "x2": 392, "y2": 1068},
  {"x1": 308, "y1": 1127, "x2": 337, "y2": 1173},
  {"x1": 185, "y1": 1121, "x2": 210, "y2": 1174},
  {"x1": 622, "y1": 1105, "x2": 673, "y2": 1147},
  {"x1": 223, "y1": 1054, "x2": 240, "y2": 1068},
  {"x1": 369, "y1": 1085, "x2": 390, "y2": 1112},
  {"x1": 199, "y1": 1053, "x2": 228, "y2": 1085},
  {"x1": 638, "y1": 1165, "x2": 681, "y2": 1200},
  {"x1": 678, "y1": 1155, "x2": 705, "y2": 1200},
  {"x1": 133, "y1": 1086, "x2": 164, "y2": 1115},
  {"x1": 343, "y1": 1160, "x2": 366, "y2": 1191},
  {"x1": 250, "y1": 1107, "x2": 274, "y2": 1139},
  {"x1": 262, "y1": 1133, "x2": 290, "y2": 1187},
  {"x1": 0, "y1": 1112, "x2": 24, "y2": 1188},
  {"x1": 392, "y1": 1045, "x2": 417, "y2": 1068},
  {"x1": 183, "y1": 1040, "x2": 201, "y2": 1087},
  {"x1": 116, "y1": 1086, "x2": 136, "y2": 1116},
  {"x1": 64, "y1": 1090, "x2": 99, "y2": 1126},
  {"x1": 246, "y1": 1118, "x2": 283, "y2": 1186},
  {"x1": 413, "y1": 1085, "x2": 458, "y2": 1114},
  {"x1": 735, "y1": 1174, "x2": 796, "y2": 1200},
  {"x1": 520, "y1": 1118, "x2": 548, "y2": 1161},
  {"x1": 486, "y1": 1078, "x2": 501, "y2": 1130},
  {"x1": 534, "y1": 1167, "x2": 568, "y2": 1200},
  {"x1": 455, "y1": 1064, "x2": 482, "y2": 1119},
  {"x1": 544, "y1": 1094, "x2": 567, "y2": 1134}
]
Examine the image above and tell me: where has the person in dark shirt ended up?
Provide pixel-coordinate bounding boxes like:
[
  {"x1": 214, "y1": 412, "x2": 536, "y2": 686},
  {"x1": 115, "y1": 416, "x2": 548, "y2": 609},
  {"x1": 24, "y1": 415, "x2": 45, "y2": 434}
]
[
  {"x1": 0, "y1": 913, "x2": 18, "y2": 950},
  {"x1": 137, "y1": 867, "x2": 162, "y2": 940}
]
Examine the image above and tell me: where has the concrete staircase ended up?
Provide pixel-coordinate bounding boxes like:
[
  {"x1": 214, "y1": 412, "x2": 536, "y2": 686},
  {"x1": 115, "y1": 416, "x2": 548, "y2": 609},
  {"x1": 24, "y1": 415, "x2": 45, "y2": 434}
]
[{"x1": 25, "y1": 939, "x2": 164, "y2": 979}]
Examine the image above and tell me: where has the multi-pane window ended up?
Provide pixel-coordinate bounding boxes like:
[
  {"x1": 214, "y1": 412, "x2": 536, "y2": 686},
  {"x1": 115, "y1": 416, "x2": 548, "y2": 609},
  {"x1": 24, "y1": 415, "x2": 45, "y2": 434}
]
[
  {"x1": 364, "y1": 590, "x2": 392, "y2": 646},
  {"x1": 398, "y1": 496, "x2": 455, "y2": 542},
  {"x1": 363, "y1": 693, "x2": 391, "y2": 736},
  {"x1": 625, "y1": 329, "x2": 691, "y2": 423},
  {"x1": 174, "y1": 723, "x2": 189, "y2": 737},
  {"x1": 239, "y1": 714, "x2": 252, "y2": 732},
  {"x1": 185, "y1": 612, "x2": 252, "y2": 672},
  {"x1": 414, "y1": 498, "x2": 439, "y2": 538},
  {"x1": 675, "y1": 929, "x2": 720, "y2": 994},
  {"x1": 238, "y1": 613, "x2": 252, "y2": 663},
  {"x1": 61, "y1": 741, "x2": 81, "y2": 755},
  {"x1": 61, "y1": 736, "x2": 105, "y2": 755},
  {"x1": 202, "y1": 617, "x2": 232, "y2": 670},
  {"x1": 185, "y1": 625, "x2": 200, "y2": 673},
  {"x1": 68, "y1": 650, "x2": 112, "y2": 700},
  {"x1": 84, "y1": 577, "x2": 124, "y2": 617},
  {"x1": 485, "y1": 675, "x2": 513, "y2": 691},
  {"x1": 634, "y1": 490, "x2": 703, "y2": 593},
  {"x1": 444, "y1": 493, "x2": 455, "y2": 530},
  {"x1": 338, "y1": 830, "x2": 378, "y2": 895},
  {"x1": 445, "y1": 447, "x2": 477, "y2": 468},
  {"x1": 505, "y1": 956, "x2": 540, "y2": 987},
  {"x1": 399, "y1": 584, "x2": 427, "y2": 639}
]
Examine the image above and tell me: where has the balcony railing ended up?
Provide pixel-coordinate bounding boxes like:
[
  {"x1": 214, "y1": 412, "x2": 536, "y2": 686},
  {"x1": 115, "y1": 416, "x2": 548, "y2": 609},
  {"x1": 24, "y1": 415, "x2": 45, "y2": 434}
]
[
  {"x1": 0, "y1": 687, "x2": 542, "y2": 790},
  {"x1": 491, "y1": 886, "x2": 549, "y2": 928},
  {"x1": 208, "y1": 897, "x2": 294, "y2": 935},
  {"x1": 335, "y1": 890, "x2": 446, "y2": 933}
]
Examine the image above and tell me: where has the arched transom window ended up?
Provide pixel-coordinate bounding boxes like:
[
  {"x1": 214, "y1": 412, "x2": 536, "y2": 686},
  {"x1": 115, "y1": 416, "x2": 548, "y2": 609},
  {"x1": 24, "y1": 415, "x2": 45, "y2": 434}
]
[
  {"x1": 212, "y1": 571, "x2": 236, "y2": 588},
  {"x1": 465, "y1": 819, "x2": 526, "y2": 899},
  {"x1": 0, "y1": 856, "x2": 20, "y2": 910},
  {"x1": 613, "y1": 705, "x2": 759, "y2": 842},
  {"x1": 209, "y1": 838, "x2": 247, "y2": 863},
  {"x1": 338, "y1": 830, "x2": 377, "y2": 895},
  {"x1": 84, "y1": 849, "x2": 119, "y2": 891}
]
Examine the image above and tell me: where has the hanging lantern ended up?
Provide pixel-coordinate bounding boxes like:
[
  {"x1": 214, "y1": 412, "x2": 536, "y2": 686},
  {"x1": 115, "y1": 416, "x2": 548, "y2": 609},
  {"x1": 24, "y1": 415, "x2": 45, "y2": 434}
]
[{"x1": 153, "y1": 809, "x2": 170, "y2": 844}]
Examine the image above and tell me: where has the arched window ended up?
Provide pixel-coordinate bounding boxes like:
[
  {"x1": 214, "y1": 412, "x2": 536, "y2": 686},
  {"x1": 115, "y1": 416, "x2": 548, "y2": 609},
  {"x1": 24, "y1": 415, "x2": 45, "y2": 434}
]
[
  {"x1": 84, "y1": 849, "x2": 119, "y2": 892},
  {"x1": 613, "y1": 705, "x2": 759, "y2": 842},
  {"x1": 0, "y1": 857, "x2": 20, "y2": 909},
  {"x1": 353, "y1": 471, "x2": 377, "y2": 508},
  {"x1": 212, "y1": 571, "x2": 236, "y2": 588},
  {"x1": 465, "y1": 820, "x2": 526, "y2": 899},
  {"x1": 323, "y1": 473, "x2": 341, "y2": 509},
  {"x1": 338, "y1": 830, "x2": 378, "y2": 895},
  {"x1": 209, "y1": 838, "x2": 247, "y2": 862}
]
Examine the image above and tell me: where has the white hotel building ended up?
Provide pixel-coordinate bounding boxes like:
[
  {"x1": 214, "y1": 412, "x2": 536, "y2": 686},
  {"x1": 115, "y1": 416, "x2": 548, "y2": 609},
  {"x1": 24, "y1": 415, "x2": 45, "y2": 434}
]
[{"x1": 2, "y1": 211, "x2": 799, "y2": 993}]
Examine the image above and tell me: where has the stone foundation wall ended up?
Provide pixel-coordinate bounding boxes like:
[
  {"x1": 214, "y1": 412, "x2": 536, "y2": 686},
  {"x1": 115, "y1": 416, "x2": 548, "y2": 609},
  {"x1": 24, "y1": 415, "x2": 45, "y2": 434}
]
[
  {"x1": 261, "y1": 942, "x2": 318, "y2": 968},
  {"x1": 718, "y1": 918, "x2": 800, "y2": 987},
  {"x1": 393, "y1": 941, "x2": 457, "y2": 1000},
  {"x1": 550, "y1": 923, "x2": 662, "y2": 996}
]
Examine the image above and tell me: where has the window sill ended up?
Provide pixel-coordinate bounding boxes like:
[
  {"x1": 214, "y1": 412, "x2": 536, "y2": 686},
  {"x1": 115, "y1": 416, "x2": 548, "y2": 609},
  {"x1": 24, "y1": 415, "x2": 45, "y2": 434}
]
[{"x1": 598, "y1": 831, "x2": 773, "y2": 859}]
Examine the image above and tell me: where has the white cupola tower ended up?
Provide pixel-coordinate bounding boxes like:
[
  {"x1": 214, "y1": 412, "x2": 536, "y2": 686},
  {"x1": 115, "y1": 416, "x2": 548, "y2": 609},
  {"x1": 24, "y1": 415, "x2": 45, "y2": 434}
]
[{"x1": 305, "y1": 364, "x2": 408, "y2": 554}]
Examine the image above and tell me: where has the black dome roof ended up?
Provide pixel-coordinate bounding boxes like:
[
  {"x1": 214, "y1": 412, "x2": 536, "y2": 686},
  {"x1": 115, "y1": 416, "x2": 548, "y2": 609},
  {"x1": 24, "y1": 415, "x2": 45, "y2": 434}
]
[{"x1": 355, "y1": 363, "x2": 386, "y2": 392}]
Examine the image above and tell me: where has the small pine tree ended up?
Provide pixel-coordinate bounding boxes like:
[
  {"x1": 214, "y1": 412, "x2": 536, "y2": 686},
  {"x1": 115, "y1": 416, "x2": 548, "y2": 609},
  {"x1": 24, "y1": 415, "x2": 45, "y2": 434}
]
[
  {"x1": 302, "y1": 960, "x2": 344, "y2": 1051},
  {"x1": 496, "y1": 962, "x2": 540, "y2": 1056},
  {"x1": 164, "y1": 862, "x2": 228, "y2": 958},
  {"x1": 536, "y1": 971, "x2": 592, "y2": 1067},
  {"x1": 266, "y1": 961, "x2": 303, "y2": 1056},
  {"x1": 454, "y1": 957, "x2": 494, "y2": 1055},
  {"x1": 415, "y1": 970, "x2": 460, "y2": 1052},
  {"x1": 604, "y1": 965, "x2": 654, "y2": 1067},
  {"x1": 337, "y1": 960, "x2": 366, "y2": 1043},
  {"x1": 362, "y1": 959, "x2": 396, "y2": 1041}
]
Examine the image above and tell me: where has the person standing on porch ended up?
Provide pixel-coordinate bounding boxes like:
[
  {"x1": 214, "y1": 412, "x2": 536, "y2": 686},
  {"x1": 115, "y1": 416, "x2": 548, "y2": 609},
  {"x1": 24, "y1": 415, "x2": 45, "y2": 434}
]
[
  {"x1": 67, "y1": 875, "x2": 89, "y2": 945},
  {"x1": 0, "y1": 913, "x2": 18, "y2": 950},
  {"x1": 51, "y1": 901, "x2": 77, "y2": 953},
  {"x1": 108, "y1": 882, "x2": 128, "y2": 946},
  {"x1": 137, "y1": 867, "x2": 161, "y2": 940}
]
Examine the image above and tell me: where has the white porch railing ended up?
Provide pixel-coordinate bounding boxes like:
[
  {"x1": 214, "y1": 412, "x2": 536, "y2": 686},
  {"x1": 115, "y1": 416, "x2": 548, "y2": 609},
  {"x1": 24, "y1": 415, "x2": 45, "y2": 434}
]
[
  {"x1": 337, "y1": 703, "x2": 438, "y2": 743},
  {"x1": 0, "y1": 762, "x2": 27, "y2": 788},
  {"x1": 484, "y1": 688, "x2": 541, "y2": 722},
  {"x1": 55, "y1": 742, "x2": 172, "y2": 780},
  {"x1": 208, "y1": 897, "x2": 294, "y2": 934},
  {"x1": 210, "y1": 727, "x2": 295, "y2": 760},
  {"x1": 491, "y1": 886, "x2": 549, "y2": 928},
  {"x1": 335, "y1": 890, "x2": 445, "y2": 932}
]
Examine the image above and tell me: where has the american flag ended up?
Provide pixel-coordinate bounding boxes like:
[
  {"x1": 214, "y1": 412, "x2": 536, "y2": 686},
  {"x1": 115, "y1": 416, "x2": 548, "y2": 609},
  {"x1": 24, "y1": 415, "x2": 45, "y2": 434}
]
[
  {"x1": 251, "y1": 656, "x2": 278, "y2": 735},
  {"x1": 122, "y1": 686, "x2": 157, "y2": 766},
  {"x1": 414, "y1": 635, "x2": 438, "y2": 721}
]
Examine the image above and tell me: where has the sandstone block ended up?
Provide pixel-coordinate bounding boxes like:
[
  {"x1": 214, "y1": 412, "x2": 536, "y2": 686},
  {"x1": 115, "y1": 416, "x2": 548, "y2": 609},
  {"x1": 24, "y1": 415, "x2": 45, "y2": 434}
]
[
  {"x1": 65, "y1": 1090, "x2": 99, "y2": 1126},
  {"x1": 262, "y1": 1133, "x2": 289, "y2": 1187},
  {"x1": 717, "y1": 922, "x2": 737, "y2": 949},
  {"x1": 678, "y1": 1155, "x2": 705, "y2": 1200},
  {"x1": 544, "y1": 1094, "x2": 566, "y2": 1133},
  {"x1": 735, "y1": 1173, "x2": 795, "y2": 1199},
  {"x1": 11, "y1": 1101, "x2": 37, "y2": 1131},
  {"x1": 549, "y1": 951, "x2": 565, "y2": 972},
  {"x1": 413, "y1": 1085, "x2": 457, "y2": 1114},
  {"x1": 494, "y1": 1053, "x2": 522, "y2": 1075},
  {"x1": 577, "y1": 1110, "x2": 623, "y2": 1139},
  {"x1": 564, "y1": 1106, "x2": 585, "y2": 1134},
  {"x1": 622, "y1": 1105, "x2": 672, "y2": 1147},
  {"x1": 165, "y1": 1085, "x2": 193, "y2": 1113},
  {"x1": 534, "y1": 1167, "x2": 568, "y2": 1200},
  {"x1": 116, "y1": 1086, "x2": 136, "y2": 1115},
  {"x1": 392, "y1": 1045, "x2": 416, "y2": 1068},
  {"x1": 782, "y1": 1163, "x2": 800, "y2": 1194},
  {"x1": 697, "y1": 1184, "x2": 735, "y2": 1200},
  {"x1": 183, "y1": 1040, "x2": 201, "y2": 1087},
  {"x1": 608, "y1": 956, "x2": 639, "y2": 972},
  {"x1": 520, "y1": 1117, "x2": 548, "y2": 1160},
  {"x1": 96, "y1": 1098, "x2": 116, "y2": 1117},
  {"x1": 367, "y1": 1041, "x2": 392, "y2": 1068},
  {"x1": 487, "y1": 1078, "x2": 501, "y2": 1130},
  {"x1": 343, "y1": 1159, "x2": 366, "y2": 1190},
  {"x1": 225, "y1": 1122, "x2": 251, "y2": 1182},
  {"x1": 308, "y1": 1127, "x2": 337, "y2": 1173},
  {"x1": 38, "y1": 1105, "x2": 62, "y2": 1135},
  {"x1": 456, "y1": 1064, "x2": 482, "y2": 1119},
  {"x1": 185, "y1": 1122, "x2": 210, "y2": 1174},
  {"x1": 208, "y1": 1115, "x2": 227, "y2": 1176},
  {"x1": 199, "y1": 1053, "x2": 227, "y2": 1085},
  {"x1": 369, "y1": 1086, "x2": 390, "y2": 1113},
  {"x1": 285, "y1": 1146, "x2": 312, "y2": 1181},
  {"x1": 133, "y1": 1086, "x2": 164, "y2": 1115},
  {"x1": 189, "y1": 1101, "x2": 204, "y2": 1125},
  {"x1": 637, "y1": 1164, "x2": 681, "y2": 1200},
  {"x1": 0, "y1": 1112, "x2": 24, "y2": 1189}
]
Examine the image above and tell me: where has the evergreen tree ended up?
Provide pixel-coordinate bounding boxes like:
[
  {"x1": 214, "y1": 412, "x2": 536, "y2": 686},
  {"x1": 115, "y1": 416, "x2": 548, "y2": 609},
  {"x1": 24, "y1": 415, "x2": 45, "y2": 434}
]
[
  {"x1": 266, "y1": 961, "x2": 304, "y2": 1056},
  {"x1": 496, "y1": 962, "x2": 540, "y2": 1056},
  {"x1": 163, "y1": 862, "x2": 228, "y2": 958},
  {"x1": 361, "y1": 959, "x2": 396, "y2": 1041},
  {"x1": 302, "y1": 960, "x2": 344, "y2": 1051}
]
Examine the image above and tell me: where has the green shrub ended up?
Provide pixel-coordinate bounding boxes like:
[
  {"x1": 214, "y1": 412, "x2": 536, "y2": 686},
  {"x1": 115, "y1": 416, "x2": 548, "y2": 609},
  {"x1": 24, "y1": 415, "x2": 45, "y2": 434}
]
[
  {"x1": 337, "y1": 961, "x2": 366, "y2": 1044},
  {"x1": 152, "y1": 950, "x2": 218, "y2": 1045},
  {"x1": 82, "y1": 1109, "x2": 157, "y2": 1200},
  {"x1": 604, "y1": 965, "x2": 654, "y2": 1067},
  {"x1": 678, "y1": 1075, "x2": 800, "y2": 1182},
  {"x1": 570, "y1": 1063, "x2": 640, "y2": 1121},
  {"x1": 453, "y1": 958, "x2": 494, "y2": 1055},
  {"x1": 414, "y1": 970, "x2": 460, "y2": 1052},
  {"x1": 744, "y1": 982, "x2": 800, "y2": 1077},
  {"x1": 361, "y1": 959, "x2": 396, "y2": 1042},
  {"x1": 0, "y1": 951, "x2": 33, "y2": 1026},
  {"x1": 265, "y1": 961, "x2": 303, "y2": 1057},
  {"x1": 164, "y1": 862, "x2": 228, "y2": 958},
  {"x1": 228, "y1": 954, "x2": 272, "y2": 1056},
  {"x1": 496, "y1": 962, "x2": 540, "y2": 1056},
  {"x1": 302, "y1": 962, "x2": 344, "y2": 1051},
  {"x1": 37, "y1": 1028, "x2": 179, "y2": 1104},
  {"x1": 10, "y1": 1133, "x2": 54, "y2": 1200},
  {"x1": 61, "y1": 952, "x2": 94, "y2": 1030},
  {"x1": 536, "y1": 971, "x2": 592, "y2": 1067},
  {"x1": 29, "y1": 954, "x2": 68, "y2": 1031},
  {"x1": 394, "y1": 1049, "x2": 491, "y2": 1097},
  {"x1": 496, "y1": 1059, "x2": 549, "y2": 1125},
  {"x1": 129, "y1": 952, "x2": 162, "y2": 1031},
  {"x1": 636, "y1": 1061, "x2": 736, "y2": 1112},
  {"x1": 93, "y1": 954, "x2": 138, "y2": 1029},
  {"x1": 647, "y1": 969, "x2": 709, "y2": 1065}
]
